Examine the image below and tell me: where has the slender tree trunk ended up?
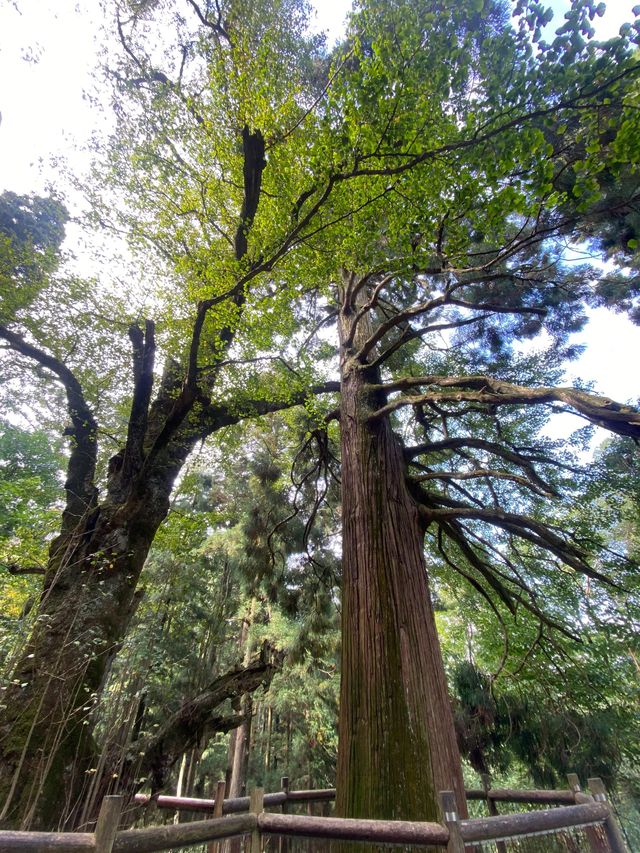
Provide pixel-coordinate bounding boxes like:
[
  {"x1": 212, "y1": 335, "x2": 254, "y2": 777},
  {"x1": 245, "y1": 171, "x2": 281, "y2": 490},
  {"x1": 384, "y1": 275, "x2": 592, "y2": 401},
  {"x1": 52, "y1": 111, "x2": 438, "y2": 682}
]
[
  {"x1": 227, "y1": 607, "x2": 255, "y2": 799},
  {"x1": 264, "y1": 705, "x2": 273, "y2": 773},
  {"x1": 334, "y1": 279, "x2": 466, "y2": 844}
]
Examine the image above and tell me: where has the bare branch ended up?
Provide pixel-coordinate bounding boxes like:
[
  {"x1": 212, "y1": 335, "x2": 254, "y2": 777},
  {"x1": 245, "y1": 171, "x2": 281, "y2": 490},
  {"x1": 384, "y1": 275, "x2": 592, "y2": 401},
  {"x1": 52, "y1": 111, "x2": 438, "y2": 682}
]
[
  {"x1": 0, "y1": 324, "x2": 98, "y2": 533},
  {"x1": 3, "y1": 563, "x2": 46, "y2": 576},
  {"x1": 372, "y1": 376, "x2": 640, "y2": 438},
  {"x1": 411, "y1": 467, "x2": 555, "y2": 498}
]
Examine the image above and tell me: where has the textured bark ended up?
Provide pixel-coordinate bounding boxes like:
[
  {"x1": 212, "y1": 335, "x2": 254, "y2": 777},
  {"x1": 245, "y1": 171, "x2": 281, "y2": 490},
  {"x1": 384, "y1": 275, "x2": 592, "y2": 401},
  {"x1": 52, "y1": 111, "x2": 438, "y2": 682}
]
[
  {"x1": 0, "y1": 426, "x2": 191, "y2": 830},
  {"x1": 334, "y1": 279, "x2": 466, "y2": 850}
]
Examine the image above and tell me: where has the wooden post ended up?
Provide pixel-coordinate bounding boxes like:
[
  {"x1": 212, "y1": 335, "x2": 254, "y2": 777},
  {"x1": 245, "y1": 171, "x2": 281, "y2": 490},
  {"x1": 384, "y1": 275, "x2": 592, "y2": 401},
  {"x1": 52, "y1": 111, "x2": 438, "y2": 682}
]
[
  {"x1": 439, "y1": 790, "x2": 465, "y2": 853},
  {"x1": 567, "y1": 773, "x2": 607, "y2": 852},
  {"x1": 208, "y1": 779, "x2": 226, "y2": 853},
  {"x1": 481, "y1": 774, "x2": 506, "y2": 853},
  {"x1": 94, "y1": 795, "x2": 123, "y2": 853},
  {"x1": 279, "y1": 776, "x2": 289, "y2": 853},
  {"x1": 248, "y1": 787, "x2": 264, "y2": 853},
  {"x1": 588, "y1": 778, "x2": 628, "y2": 853}
]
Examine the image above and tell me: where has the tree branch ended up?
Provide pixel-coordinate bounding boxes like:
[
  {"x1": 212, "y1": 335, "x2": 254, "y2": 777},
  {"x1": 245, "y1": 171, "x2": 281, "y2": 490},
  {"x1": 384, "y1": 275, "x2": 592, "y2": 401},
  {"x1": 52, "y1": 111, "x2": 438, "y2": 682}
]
[
  {"x1": 372, "y1": 376, "x2": 640, "y2": 438},
  {"x1": 138, "y1": 643, "x2": 282, "y2": 791},
  {"x1": 0, "y1": 324, "x2": 98, "y2": 533},
  {"x1": 410, "y1": 467, "x2": 555, "y2": 498},
  {"x1": 3, "y1": 563, "x2": 46, "y2": 576},
  {"x1": 421, "y1": 497, "x2": 616, "y2": 587},
  {"x1": 122, "y1": 320, "x2": 155, "y2": 481}
]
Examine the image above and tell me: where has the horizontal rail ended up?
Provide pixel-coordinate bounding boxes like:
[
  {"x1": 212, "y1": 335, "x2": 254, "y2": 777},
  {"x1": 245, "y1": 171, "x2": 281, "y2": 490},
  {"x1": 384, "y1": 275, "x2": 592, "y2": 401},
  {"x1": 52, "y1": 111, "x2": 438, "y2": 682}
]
[
  {"x1": 112, "y1": 813, "x2": 256, "y2": 853},
  {"x1": 286, "y1": 788, "x2": 336, "y2": 802},
  {"x1": 0, "y1": 782, "x2": 616, "y2": 852},
  {"x1": 459, "y1": 802, "x2": 609, "y2": 843},
  {"x1": 258, "y1": 812, "x2": 449, "y2": 846},
  {"x1": 135, "y1": 785, "x2": 578, "y2": 814},
  {"x1": 0, "y1": 830, "x2": 95, "y2": 850},
  {"x1": 133, "y1": 788, "x2": 336, "y2": 814},
  {"x1": 469, "y1": 787, "x2": 576, "y2": 805}
]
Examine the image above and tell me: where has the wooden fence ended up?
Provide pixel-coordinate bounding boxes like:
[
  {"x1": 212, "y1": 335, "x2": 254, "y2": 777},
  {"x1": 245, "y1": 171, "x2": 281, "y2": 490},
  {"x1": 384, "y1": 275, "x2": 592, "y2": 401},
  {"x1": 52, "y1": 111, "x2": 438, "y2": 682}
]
[{"x1": 0, "y1": 775, "x2": 627, "y2": 852}]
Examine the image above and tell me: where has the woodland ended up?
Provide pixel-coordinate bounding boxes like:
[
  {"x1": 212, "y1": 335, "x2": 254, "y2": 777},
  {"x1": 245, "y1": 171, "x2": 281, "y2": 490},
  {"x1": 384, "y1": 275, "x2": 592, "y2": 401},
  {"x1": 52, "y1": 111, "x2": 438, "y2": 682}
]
[{"x1": 0, "y1": 0, "x2": 640, "y2": 847}]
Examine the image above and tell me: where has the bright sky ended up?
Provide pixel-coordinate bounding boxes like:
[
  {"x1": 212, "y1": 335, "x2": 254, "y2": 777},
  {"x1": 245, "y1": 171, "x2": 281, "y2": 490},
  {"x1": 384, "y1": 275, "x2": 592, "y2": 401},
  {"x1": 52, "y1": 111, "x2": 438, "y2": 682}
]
[{"x1": 0, "y1": 0, "x2": 638, "y2": 412}]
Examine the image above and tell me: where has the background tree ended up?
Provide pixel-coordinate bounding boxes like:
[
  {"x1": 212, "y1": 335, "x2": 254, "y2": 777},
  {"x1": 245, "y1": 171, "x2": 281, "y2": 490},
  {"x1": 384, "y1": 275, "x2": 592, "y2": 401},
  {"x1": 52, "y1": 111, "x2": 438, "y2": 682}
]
[
  {"x1": 0, "y1": 420, "x2": 65, "y2": 666},
  {"x1": 68, "y1": 414, "x2": 340, "y2": 824}
]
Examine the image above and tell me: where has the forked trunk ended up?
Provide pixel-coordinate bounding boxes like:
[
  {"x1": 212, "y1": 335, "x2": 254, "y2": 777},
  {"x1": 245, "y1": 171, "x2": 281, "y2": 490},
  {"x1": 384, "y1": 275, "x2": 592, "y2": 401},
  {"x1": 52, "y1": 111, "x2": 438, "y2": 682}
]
[{"x1": 335, "y1": 285, "x2": 466, "y2": 847}]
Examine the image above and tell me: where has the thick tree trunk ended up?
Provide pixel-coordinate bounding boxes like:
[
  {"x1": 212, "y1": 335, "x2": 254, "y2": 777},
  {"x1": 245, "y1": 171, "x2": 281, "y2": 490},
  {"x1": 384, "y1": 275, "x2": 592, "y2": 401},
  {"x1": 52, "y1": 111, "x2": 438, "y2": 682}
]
[
  {"x1": 0, "y1": 446, "x2": 185, "y2": 830},
  {"x1": 334, "y1": 283, "x2": 466, "y2": 846}
]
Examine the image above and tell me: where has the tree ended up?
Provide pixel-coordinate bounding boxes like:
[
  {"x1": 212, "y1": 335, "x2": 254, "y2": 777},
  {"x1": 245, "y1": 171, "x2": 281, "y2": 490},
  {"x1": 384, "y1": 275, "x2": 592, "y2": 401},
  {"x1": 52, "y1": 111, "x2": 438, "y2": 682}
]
[
  {"x1": 1, "y1": 0, "x2": 640, "y2": 836},
  {"x1": 0, "y1": 3, "x2": 340, "y2": 827},
  {"x1": 322, "y1": 0, "x2": 640, "y2": 834}
]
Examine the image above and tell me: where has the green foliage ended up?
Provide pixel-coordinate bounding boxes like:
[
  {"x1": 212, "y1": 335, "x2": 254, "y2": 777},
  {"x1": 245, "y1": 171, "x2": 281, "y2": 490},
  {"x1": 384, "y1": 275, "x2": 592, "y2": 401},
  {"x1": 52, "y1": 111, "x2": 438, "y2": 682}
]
[
  {"x1": 95, "y1": 415, "x2": 340, "y2": 795},
  {"x1": 0, "y1": 420, "x2": 65, "y2": 661},
  {"x1": 0, "y1": 192, "x2": 68, "y2": 323}
]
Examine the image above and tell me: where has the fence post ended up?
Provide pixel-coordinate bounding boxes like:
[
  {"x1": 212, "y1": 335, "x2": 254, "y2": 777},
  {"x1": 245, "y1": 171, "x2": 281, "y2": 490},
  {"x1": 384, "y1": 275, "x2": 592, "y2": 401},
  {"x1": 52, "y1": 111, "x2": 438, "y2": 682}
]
[
  {"x1": 279, "y1": 776, "x2": 289, "y2": 853},
  {"x1": 439, "y1": 790, "x2": 465, "y2": 853},
  {"x1": 94, "y1": 795, "x2": 124, "y2": 853},
  {"x1": 208, "y1": 779, "x2": 226, "y2": 853},
  {"x1": 248, "y1": 787, "x2": 264, "y2": 853},
  {"x1": 588, "y1": 778, "x2": 628, "y2": 853},
  {"x1": 567, "y1": 774, "x2": 607, "y2": 853},
  {"x1": 567, "y1": 773, "x2": 583, "y2": 798}
]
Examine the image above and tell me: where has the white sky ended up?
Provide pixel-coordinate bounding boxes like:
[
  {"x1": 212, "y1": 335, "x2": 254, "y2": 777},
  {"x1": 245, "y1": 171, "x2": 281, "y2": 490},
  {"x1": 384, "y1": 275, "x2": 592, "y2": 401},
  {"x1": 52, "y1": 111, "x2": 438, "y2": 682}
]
[{"x1": 0, "y1": 0, "x2": 638, "y2": 410}]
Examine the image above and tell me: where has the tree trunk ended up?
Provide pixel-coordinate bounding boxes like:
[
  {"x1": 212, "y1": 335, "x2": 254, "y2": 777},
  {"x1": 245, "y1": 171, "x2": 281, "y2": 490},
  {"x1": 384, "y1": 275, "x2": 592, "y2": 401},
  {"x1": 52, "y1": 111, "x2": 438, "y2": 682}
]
[
  {"x1": 334, "y1": 280, "x2": 466, "y2": 846},
  {"x1": 0, "y1": 440, "x2": 188, "y2": 830},
  {"x1": 227, "y1": 607, "x2": 255, "y2": 800}
]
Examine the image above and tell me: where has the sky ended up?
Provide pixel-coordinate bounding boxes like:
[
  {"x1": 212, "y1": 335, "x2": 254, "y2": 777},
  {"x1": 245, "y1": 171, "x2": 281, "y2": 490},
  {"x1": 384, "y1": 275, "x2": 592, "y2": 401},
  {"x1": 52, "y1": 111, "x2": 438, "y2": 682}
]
[{"x1": 0, "y1": 0, "x2": 638, "y2": 416}]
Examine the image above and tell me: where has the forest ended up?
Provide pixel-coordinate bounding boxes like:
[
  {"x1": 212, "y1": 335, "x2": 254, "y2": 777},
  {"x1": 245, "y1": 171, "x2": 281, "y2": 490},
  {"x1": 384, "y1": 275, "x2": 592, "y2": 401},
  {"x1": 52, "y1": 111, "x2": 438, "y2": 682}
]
[{"x1": 0, "y1": 0, "x2": 639, "y2": 847}]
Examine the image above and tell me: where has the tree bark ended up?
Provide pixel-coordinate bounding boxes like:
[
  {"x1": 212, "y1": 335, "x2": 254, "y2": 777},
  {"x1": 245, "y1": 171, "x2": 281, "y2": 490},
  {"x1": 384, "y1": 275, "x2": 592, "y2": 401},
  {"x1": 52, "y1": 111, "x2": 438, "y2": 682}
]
[
  {"x1": 334, "y1": 278, "x2": 466, "y2": 849},
  {"x1": 0, "y1": 433, "x2": 188, "y2": 830}
]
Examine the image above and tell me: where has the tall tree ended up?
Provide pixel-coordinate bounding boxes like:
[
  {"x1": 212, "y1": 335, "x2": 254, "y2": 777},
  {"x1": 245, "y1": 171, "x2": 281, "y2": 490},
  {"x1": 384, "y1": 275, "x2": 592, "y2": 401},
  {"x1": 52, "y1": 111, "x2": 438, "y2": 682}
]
[
  {"x1": 0, "y1": 2, "x2": 339, "y2": 828},
  {"x1": 319, "y1": 0, "x2": 640, "y2": 834}
]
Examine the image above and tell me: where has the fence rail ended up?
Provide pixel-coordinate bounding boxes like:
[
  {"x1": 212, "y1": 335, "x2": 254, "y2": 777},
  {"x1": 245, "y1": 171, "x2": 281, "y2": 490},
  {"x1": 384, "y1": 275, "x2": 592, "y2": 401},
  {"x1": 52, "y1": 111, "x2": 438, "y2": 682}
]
[
  {"x1": 0, "y1": 775, "x2": 627, "y2": 852},
  {"x1": 132, "y1": 787, "x2": 336, "y2": 814}
]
